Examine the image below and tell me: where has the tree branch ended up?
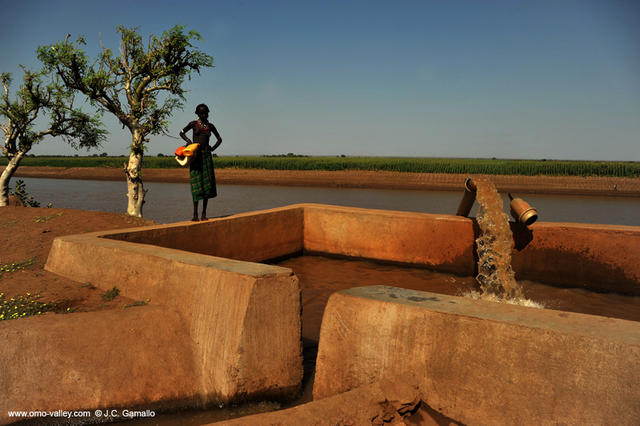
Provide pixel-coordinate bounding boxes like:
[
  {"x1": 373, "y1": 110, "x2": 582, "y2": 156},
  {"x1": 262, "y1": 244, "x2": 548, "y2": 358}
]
[
  {"x1": 133, "y1": 75, "x2": 152, "y2": 101},
  {"x1": 118, "y1": 37, "x2": 136, "y2": 106},
  {"x1": 1, "y1": 78, "x2": 9, "y2": 98},
  {"x1": 0, "y1": 120, "x2": 9, "y2": 137},
  {"x1": 144, "y1": 83, "x2": 174, "y2": 94},
  {"x1": 33, "y1": 128, "x2": 55, "y2": 139}
]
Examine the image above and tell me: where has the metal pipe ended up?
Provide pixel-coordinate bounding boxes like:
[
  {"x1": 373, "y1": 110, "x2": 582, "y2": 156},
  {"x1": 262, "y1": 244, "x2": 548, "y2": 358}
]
[
  {"x1": 508, "y1": 193, "x2": 538, "y2": 227},
  {"x1": 456, "y1": 177, "x2": 477, "y2": 217}
]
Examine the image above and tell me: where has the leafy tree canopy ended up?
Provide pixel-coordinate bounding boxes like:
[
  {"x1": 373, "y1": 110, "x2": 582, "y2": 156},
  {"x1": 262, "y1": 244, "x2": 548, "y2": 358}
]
[
  {"x1": 37, "y1": 26, "x2": 214, "y2": 142},
  {"x1": 1, "y1": 66, "x2": 105, "y2": 157}
]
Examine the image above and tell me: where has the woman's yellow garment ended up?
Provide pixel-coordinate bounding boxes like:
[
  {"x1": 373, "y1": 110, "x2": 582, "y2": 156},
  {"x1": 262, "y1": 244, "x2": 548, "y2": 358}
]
[
  {"x1": 182, "y1": 143, "x2": 200, "y2": 157},
  {"x1": 174, "y1": 143, "x2": 200, "y2": 166}
]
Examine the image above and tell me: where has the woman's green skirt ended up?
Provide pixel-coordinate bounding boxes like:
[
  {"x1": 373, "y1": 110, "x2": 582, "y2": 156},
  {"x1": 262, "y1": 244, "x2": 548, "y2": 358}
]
[{"x1": 189, "y1": 151, "x2": 217, "y2": 202}]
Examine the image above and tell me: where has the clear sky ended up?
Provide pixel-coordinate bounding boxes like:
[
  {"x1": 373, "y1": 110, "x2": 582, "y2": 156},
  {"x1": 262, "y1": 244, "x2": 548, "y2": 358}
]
[{"x1": 1, "y1": 0, "x2": 638, "y2": 160}]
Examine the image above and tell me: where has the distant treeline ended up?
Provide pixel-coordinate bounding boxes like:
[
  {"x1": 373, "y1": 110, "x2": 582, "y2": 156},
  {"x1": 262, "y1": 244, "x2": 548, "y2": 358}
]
[{"x1": 2, "y1": 156, "x2": 639, "y2": 177}]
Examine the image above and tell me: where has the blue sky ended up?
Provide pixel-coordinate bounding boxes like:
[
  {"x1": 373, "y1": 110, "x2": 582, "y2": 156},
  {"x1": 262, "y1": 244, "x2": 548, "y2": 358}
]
[{"x1": 1, "y1": 0, "x2": 638, "y2": 160}]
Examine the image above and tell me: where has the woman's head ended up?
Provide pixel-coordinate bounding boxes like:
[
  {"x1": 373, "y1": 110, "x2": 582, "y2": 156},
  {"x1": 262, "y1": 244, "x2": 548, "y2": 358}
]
[{"x1": 195, "y1": 104, "x2": 210, "y2": 116}]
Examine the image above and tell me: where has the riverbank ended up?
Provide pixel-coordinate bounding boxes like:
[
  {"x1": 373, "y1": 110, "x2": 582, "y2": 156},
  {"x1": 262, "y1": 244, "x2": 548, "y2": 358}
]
[{"x1": 11, "y1": 166, "x2": 640, "y2": 197}]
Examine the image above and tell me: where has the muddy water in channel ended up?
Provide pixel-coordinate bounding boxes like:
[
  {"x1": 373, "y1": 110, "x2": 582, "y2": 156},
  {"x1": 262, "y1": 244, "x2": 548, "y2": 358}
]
[{"x1": 274, "y1": 254, "x2": 640, "y2": 342}]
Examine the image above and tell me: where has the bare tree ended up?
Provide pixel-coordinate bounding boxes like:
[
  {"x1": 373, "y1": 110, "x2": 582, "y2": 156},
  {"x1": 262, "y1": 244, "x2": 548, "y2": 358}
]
[
  {"x1": 0, "y1": 68, "x2": 104, "y2": 206},
  {"x1": 38, "y1": 26, "x2": 213, "y2": 217}
]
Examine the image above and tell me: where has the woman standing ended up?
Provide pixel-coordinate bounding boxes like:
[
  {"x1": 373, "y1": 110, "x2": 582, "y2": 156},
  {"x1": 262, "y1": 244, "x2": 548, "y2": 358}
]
[{"x1": 179, "y1": 103, "x2": 222, "y2": 221}]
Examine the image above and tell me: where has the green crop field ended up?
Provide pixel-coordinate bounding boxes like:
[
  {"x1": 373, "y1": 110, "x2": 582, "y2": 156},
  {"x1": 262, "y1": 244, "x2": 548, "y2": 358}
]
[{"x1": 1, "y1": 155, "x2": 639, "y2": 177}]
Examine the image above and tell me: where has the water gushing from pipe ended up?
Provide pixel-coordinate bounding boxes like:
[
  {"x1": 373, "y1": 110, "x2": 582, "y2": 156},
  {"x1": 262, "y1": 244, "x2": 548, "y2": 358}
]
[
  {"x1": 467, "y1": 177, "x2": 543, "y2": 307},
  {"x1": 473, "y1": 177, "x2": 522, "y2": 299}
]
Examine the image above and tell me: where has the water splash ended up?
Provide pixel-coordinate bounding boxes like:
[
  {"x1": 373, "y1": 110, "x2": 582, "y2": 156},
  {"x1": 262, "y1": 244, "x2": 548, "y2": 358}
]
[
  {"x1": 464, "y1": 290, "x2": 544, "y2": 309},
  {"x1": 469, "y1": 177, "x2": 542, "y2": 308}
]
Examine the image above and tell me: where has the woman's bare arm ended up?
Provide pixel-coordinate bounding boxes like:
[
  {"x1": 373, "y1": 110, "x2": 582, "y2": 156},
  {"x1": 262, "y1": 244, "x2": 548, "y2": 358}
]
[
  {"x1": 210, "y1": 124, "x2": 222, "y2": 151},
  {"x1": 179, "y1": 122, "x2": 194, "y2": 145}
]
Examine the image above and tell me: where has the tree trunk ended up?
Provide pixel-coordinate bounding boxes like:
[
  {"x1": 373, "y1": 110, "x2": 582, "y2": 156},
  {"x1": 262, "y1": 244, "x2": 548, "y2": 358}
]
[
  {"x1": 0, "y1": 150, "x2": 25, "y2": 207},
  {"x1": 124, "y1": 132, "x2": 147, "y2": 217}
]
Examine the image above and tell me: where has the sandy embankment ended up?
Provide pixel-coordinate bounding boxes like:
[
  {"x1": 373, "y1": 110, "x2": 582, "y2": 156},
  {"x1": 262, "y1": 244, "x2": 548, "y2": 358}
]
[{"x1": 12, "y1": 166, "x2": 640, "y2": 196}]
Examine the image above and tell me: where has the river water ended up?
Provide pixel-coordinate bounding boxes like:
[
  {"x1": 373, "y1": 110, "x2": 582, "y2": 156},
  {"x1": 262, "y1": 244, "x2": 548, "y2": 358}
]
[{"x1": 16, "y1": 177, "x2": 640, "y2": 226}]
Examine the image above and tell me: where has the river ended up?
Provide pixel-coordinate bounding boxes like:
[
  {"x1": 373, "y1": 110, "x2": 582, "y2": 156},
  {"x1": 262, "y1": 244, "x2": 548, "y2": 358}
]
[{"x1": 16, "y1": 177, "x2": 640, "y2": 226}]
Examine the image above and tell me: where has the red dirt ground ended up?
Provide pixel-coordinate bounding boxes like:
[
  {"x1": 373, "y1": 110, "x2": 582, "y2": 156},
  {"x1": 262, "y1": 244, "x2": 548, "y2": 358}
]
[{"x1": 0, "y1": 206, "x2": 154, "y2": 314}]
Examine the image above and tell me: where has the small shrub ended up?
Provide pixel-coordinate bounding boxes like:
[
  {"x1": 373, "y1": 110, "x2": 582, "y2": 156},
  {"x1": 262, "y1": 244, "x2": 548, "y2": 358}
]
[
  {"x1": 123, "y1": 299, "x2": 149, "y2": 308},
  {"x1": 10, "y1": 180, "x2": 40, "y2": 207},
  {"x1": 34, "y1": 212, "x2": 63, "y2": 223},
  {"x1": 101, "y1": 287, "x2": 120, "y2": 301}
]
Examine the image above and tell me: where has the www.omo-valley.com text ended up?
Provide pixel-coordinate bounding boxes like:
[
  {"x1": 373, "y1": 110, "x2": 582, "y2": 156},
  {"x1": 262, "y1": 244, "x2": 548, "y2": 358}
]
[{"x1": 7, "y1": 409, "x2": 156, "y2": 419}]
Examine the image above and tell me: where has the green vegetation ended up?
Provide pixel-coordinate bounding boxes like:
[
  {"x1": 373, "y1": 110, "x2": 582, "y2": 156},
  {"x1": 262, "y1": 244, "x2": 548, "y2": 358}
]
[
  {"x1": 0, "y1": 258, "x2": 35, "y2": 275},
  {"x1": 3, "y1": 155, "x2": 639, "y2": 177},
  {"x1": 0, "y1": 220, "x2": 18, "y2": 229},
  {"x1": 34, "y1": 212, "x2": 63, "y2": 223},
  {"x1": 0, "y1": 292, "x2": 57, "y2": 321},
  {"x1": 101, "y1": 287, "x2": 120, "y2": 302},
  {"x1": 0, "y1": 67, "x2": 105, "y2": 206},
  {"x1": 11, "y1": 180, "x2": 41, "y2": 207},
  {"x1": 123, "y1": 299, "x2": 149, "y2": 308}
]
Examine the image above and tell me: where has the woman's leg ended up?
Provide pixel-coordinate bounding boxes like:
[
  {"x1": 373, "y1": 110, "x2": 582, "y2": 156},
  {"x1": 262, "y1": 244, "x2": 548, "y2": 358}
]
[
  {"x1": 201, "y1": 198, "x2": 208, "y2": 220},
  {"x1": 192, "y1": 201, "x2": 199, "y2": 221}
]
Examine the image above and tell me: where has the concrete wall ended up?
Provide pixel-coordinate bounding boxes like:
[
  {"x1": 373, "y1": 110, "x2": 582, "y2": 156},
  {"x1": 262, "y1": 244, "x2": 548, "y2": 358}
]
[
  {"x1": 511, "y1": 222, "x2": 640, "y2": 294},
  {"x1": 0, "y1": 307, "x2": 200, "y2": 423},
  {"x1": 105, "y1": 206, "x2": 304, "y2": 262},
  {"x1": 303, "y1": 204, "x2": 476, "y2": 275},
  {"x1": 100, "y1": 203, "x2": 640, "y2": 294},
  {"x1": 44, "y1": 227, "x2": 302, "y2": 409},
  {"x1": 302, "y1": 204, "x2": 640, "y2": 294},
  {"x1": 313, "y1": 286, "x2": 640, "y2": 425}
]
